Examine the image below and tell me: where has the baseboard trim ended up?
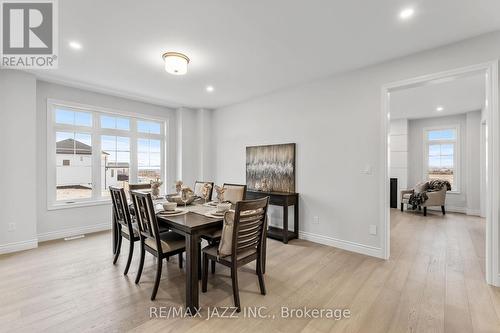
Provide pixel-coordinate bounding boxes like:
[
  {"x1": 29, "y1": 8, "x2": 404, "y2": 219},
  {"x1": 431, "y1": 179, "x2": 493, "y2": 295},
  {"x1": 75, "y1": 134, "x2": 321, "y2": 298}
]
[
  {"x1": 299, "y1": 231, "x2": 384, "y2": 259},
  {"x1": 37, "y1": 222, "x2": 111, "y2": 243},
  {"x1": 466, "y1": 209, "x2": 481, "y2": 216},
  {"x1": 0, "y1": 239, "x2": 38, "y2": 255}
]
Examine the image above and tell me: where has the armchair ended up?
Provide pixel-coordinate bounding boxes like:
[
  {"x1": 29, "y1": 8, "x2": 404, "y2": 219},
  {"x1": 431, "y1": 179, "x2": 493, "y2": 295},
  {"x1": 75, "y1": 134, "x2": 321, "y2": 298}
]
[{"x1": 400, "y1": 185, "x2": 447, "y2": 216}]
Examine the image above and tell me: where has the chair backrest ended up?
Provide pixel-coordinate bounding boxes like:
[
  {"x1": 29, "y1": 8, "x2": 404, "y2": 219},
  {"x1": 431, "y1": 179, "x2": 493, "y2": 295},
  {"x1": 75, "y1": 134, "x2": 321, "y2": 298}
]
[
  {"x1": 194, "y1": 181, "x2": 214, "y2": 199},
  {"x1": 223, "y1": 183, "x2": 247, "y2": 204},
  {"x1": 231, "y1": 197, "x2": 269, "y2": 262},
  {"x1": 109, "y1": 186, "x2": 134, "y2": 235},
  {"x1": 129, "y1": 183, "x2": 152, "y2": 192},
  {"x1": 130, "y1": 190, "x2": 161, "y2": 251}
]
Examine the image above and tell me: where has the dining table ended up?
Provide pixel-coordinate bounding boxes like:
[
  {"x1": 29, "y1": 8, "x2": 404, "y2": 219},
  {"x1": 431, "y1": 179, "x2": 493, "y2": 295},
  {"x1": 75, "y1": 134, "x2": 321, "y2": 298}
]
[{"x1": 112, "y1": 198, "x2": 225, "y2": 313}]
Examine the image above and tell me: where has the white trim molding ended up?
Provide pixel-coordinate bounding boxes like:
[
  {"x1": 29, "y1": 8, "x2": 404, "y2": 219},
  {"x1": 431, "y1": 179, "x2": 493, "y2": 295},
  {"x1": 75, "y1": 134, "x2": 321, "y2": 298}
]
[
  {"x1": 37, "y1": 222, "x2": 111, "y2": 243},
  {"x1": 299, "y1": 231, "x2": 384, "y2": 259},
  {"x1": 381, "y1": 60, "x2": 500, "y2": 287},
  {"x1": 0, "y1": 239, "x2": 38, "y2": 255}
]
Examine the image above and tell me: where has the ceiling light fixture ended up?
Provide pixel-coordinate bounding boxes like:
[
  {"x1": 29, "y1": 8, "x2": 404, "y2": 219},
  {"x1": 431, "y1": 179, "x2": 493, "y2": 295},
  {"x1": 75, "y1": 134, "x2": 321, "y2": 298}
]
[
  {"x1": 399, "y1": 7, "x2": 415, "y2": 20},
  {"x1": 436, "y1": 106, "x2": 444, "y2": 112},
  {"x1": 69, "y1": 41, "x2": 82, "y2": 50},
  {"x1": 206, "y1": 85, "x2": 214, "y2": 92},
  {"x1": 162, "y1": 52, "x2": 190, "y2": 75}
]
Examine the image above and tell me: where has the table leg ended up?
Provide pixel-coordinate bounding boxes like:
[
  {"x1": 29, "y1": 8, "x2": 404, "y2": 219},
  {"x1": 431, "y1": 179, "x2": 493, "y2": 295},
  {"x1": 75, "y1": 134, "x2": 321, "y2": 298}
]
[
  {"x1": 294, "y1": 201, "x2": 299, "y2": 238},
  {"x1": 185, "y1": 232, "x2": 200, "y2": 314},
  {"x1": 283, "y1": 205, "x2": 289, "y2": 244}
]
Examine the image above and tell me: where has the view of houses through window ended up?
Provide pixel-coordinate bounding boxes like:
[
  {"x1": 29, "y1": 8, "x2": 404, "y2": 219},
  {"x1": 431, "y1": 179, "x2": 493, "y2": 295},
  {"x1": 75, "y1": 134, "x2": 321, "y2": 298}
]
[{"x1": 52, "y1": 104, "x2": 165, "y2": 204}]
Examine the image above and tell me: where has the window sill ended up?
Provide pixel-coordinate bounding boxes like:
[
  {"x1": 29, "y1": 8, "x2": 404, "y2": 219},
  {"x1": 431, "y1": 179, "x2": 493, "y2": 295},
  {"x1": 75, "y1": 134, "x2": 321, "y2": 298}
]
[
  {"x1": 447, "y1": 190, "x2": 461, "y2": 195},
  {"x1": 47, "y1": 199, "x2": 112, "y2": 211}
]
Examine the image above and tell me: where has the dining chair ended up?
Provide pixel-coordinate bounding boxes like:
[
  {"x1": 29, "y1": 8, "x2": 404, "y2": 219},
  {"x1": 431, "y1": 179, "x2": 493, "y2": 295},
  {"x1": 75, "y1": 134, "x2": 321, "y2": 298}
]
[
  {"x1": 201, "y1": 183, "x2": 247, "y2": 273},
  {"x1": 222, "y1": 183, "x2": 247, "y2": 204},
  {"x1": 130, "y1": 190, "x2": 186, "y2": 300},
  {"x1": 129, "y1": 183, "x2": 152, "y2": 192},
  {"x1": 110, "y1": 186, "x2": 139, "y2": 275},
  {"x1": 193, "y1": 181, "x2": 214, "y2": 199},
  {"x1": 202, "y1": 196, "x2": 269, "y2": 312}
]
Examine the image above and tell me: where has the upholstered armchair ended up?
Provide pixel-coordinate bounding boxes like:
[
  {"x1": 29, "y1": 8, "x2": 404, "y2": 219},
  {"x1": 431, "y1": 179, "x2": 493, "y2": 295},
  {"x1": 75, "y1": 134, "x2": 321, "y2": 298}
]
[{"x1": 400, "y1": 185, "x2": 447, "y2": 216}]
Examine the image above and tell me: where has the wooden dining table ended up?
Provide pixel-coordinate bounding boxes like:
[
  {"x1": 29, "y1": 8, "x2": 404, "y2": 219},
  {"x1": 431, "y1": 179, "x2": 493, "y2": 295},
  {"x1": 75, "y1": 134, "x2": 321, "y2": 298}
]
[{"x1": 112, "y1": 200, "x2": 224, "y2": 313}]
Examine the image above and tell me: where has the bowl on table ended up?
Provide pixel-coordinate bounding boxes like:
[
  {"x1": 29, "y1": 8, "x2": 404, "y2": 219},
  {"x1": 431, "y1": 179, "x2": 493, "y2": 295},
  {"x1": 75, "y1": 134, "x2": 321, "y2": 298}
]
[
  {"x1": 162, "y1": 202, "x2": 177, "y2": 211},
  {"x1": 216, "y1": 202, "x2": 232, "y2": 213},
  {"x1": 166, "y1": 193, "x2": 196, "y2": 205}
]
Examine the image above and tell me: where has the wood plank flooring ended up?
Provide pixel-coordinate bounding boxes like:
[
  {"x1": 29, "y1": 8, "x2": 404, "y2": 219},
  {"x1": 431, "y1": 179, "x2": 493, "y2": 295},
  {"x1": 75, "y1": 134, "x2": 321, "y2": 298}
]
[{"x1": 0, "y1": 209, "x2": 499, "y2": 332}]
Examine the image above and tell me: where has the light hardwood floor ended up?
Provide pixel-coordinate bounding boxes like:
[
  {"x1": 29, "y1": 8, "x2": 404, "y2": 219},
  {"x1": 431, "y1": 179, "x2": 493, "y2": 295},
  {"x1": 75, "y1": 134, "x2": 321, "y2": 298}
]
[{"x1": 1, "y1": 209, "x2": 499, "y2": 332}]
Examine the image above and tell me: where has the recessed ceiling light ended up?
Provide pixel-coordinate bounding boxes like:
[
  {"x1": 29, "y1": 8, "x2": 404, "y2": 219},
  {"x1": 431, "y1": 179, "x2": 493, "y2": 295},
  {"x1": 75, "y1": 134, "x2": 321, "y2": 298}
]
[
  {"x1": 206, "y1": 85, "x2": 214, "y2": 92},
  {"x1": 436, "y1": 106, "x2": 444, "y2": 112},
  {"x1": 69, "y1": 41, "x2": 82, "y2": 50},
  {"x1": 399, "y1": 7, "x2": 415, "y2": 20}
]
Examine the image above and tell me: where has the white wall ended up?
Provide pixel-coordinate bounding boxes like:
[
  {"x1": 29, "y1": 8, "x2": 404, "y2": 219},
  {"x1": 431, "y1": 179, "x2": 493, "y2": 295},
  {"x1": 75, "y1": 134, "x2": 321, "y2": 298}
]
[
  {"x1": 36, "y1": 80, "x2": 177, "y2": 239},
  {"x1": 466, "y1": 111, "x2": 482, "y2": 215},
  {"x1": 212, "y1": 31, "x2": 500, "y2": 258},
  {"x1": 407, "y1": 112, "x2": 481, "y2": 214},
  {"x1": 0, "y1": 70, "x2": 38, "y2": 253},
  {"x1": 389, "y1": 119, "x2": 408, "y2": 207}
]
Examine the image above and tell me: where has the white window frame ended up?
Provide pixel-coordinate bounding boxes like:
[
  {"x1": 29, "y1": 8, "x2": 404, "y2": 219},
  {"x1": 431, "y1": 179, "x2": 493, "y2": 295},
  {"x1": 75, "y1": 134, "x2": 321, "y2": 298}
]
[
  {"x1": 47, "y1": 98, "x2": 168, "y2": 210},
  {"x1": 423, "y1": 125, "x2": 460, "y2": 193}
]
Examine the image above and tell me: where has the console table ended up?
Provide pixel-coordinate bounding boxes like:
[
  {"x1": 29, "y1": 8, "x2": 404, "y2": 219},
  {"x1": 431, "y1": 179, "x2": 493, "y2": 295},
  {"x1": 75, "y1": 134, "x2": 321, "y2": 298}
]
[{"x1": 245, "y1": 190, "x2": 299, "y2": 244}]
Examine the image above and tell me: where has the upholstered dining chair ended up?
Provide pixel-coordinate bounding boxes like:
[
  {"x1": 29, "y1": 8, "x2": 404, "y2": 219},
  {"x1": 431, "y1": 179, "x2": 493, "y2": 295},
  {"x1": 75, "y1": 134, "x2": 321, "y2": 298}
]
[
  {"x1": 222, "y1": 183, "x2": 247, "y2": 204},
  {"x1": 130, "y1": 190, "x2": 186, "y2": 300},
  {"x1": 193, "y1": 181, "x2": 214, "y2": 199},
  {"x1": 202, "y1": 197, "x2": 269, "y2": 312},
  {"x1": 201, "y1": 183, "x2": 248, "y2": 274},
  {"x1": 110, "y1": 186, "x2": 139, "y2": 275}
]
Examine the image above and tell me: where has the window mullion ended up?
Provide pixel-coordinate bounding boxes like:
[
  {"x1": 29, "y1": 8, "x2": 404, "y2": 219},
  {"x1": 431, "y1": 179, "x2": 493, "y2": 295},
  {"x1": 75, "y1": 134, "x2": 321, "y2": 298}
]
[
  {"x1": 130, "y1": 118, "x2": 138, "y2": 183},
  {"x1": 92, "y1": 112, "x2": 102, "y2": 200}
]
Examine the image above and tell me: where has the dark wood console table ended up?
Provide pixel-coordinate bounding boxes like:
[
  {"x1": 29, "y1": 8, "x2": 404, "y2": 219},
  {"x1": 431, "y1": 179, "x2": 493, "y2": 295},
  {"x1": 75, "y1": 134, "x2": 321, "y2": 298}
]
[{"x1": 245, "y1": 190, "x2": 299, "y2": 244}]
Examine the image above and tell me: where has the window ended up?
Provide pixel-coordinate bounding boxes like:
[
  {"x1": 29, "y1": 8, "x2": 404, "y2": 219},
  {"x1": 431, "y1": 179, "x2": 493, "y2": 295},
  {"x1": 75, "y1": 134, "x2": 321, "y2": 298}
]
[
  {"x1": 138, "y1": 138, "x2": 161, "y2": 183},
  {"x1": 424, "y1": 127, "x2": 458, "y2": 191},
  {"x1": 55, "y1": 131, "x2": 93, "y2": 201},
  {"x1": 101, "y1": 135, "x2": 130, "y2": 196},
  {"x1": 48, "y1": 100, "x2": 166, "y2": 208}
]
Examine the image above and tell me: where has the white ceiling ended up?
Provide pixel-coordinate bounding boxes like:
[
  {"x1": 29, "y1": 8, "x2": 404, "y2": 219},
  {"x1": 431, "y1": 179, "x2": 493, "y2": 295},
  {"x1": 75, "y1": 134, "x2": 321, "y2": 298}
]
[
  {"x1": 390, "y1": 73, "x2": 485, "y2": 120},
  {"x1": 35, "y1": 0, "x2": 500, "y2": 109}
]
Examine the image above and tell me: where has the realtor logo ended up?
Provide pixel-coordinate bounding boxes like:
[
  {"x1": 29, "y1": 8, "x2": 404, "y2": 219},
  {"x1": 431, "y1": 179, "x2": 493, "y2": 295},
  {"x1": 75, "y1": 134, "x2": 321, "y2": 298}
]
[{"x1": 1, "y1": 0, "x2": 58, "y2": 68}]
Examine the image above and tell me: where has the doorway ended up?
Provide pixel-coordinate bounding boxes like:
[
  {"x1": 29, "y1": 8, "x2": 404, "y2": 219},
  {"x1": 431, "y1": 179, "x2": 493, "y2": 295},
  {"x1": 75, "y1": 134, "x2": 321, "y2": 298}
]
[{"x1": 381, "y1": 62, "x2": 499, "y2": 286}]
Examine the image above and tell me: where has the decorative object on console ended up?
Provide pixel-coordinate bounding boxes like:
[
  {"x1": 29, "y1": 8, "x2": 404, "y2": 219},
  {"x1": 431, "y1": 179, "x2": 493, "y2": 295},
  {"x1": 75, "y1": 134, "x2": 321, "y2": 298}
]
[
  {"x1": 246, "y1": 143, "x2": 296, "y2": 193},
  {"x1": 150, "y1": 178, "x2": 163, "y2": 199},
  {"x1": 214, "y1": 185, "x2": 226, "y2": 203}
]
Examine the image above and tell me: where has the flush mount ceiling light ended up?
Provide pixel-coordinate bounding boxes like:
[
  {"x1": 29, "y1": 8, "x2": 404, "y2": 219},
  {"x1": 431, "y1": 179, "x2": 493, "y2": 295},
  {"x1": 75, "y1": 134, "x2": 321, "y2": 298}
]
[
  {"x1": 399, "y1": 7, "x2": 415, "y2": 20},
  {"x1": 162, "y1": 52, "x2": 190, "y2": 75},
  {"x1": 436, "y1": 106, "x2": 444, "y2": 112},
  {"x1": 206, "y1": 85, "x2": 214, "y2": 92}
]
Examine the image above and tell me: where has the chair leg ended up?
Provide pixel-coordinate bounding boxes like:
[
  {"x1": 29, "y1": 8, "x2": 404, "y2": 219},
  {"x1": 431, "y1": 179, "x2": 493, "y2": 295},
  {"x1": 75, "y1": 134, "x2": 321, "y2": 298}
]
[
  {"x1": 151, "y1": 257, "x2": 163, "y2": 301},
  {"x1": 113, "y1": 235, "x2": 122, "y2": 264},
  {"x1": 123, "y1": 239, "x2": 134, "y2": 275},
  {"x1": 400, "y1": 203, "x2": 403, "y2": 212},
  {"x1": 441, "y1": 205, "x2": 446, "y2": 215},
  {"x1": 135, "y1": 242, "x2": 145, "y2": 284},
  {"x1": 256, "y1": 256, "x2": 266, "y2": 295},
  {"x1": 211, "y1": 260, "x2": 216, "y2": 274},
  {"x1": 178, "y1": 253, "x2": 183, "y2": 269},
  {"x1": 231, "y1": 266, "x2": 241, "y2": 312},
  {"x1": 198, "y1": 243, "x2": 202, "y2": 280},
  {"x1": 202, "y1": 253, "x2": 209, "y2": 293},
  {"x1": 423, "y1": 207, "x2": 427, "y2": 216}
]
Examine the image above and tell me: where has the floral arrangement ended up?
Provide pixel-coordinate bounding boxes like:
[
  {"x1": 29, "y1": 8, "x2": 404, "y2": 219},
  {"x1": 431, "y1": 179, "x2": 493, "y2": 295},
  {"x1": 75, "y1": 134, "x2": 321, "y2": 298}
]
[
  {"x1": 175, "y1": 180, "x2": 183, "y2": 193},
  {"x1": 150, "y1": 178, "x2": 162, "y2": 198},
  {"x1": 214, "y1": 185, "x2": 226, "y2": 203},
  {"x1": 201, "y1": 183, "x2": 212, "y2": 201}
]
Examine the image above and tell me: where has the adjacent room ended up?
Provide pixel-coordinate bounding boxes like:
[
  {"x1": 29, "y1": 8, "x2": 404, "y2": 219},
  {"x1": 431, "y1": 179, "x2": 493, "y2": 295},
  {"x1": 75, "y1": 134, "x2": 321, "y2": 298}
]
[{"x1": 1, "y1": 1, "x2": 500, "y2": 332}]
